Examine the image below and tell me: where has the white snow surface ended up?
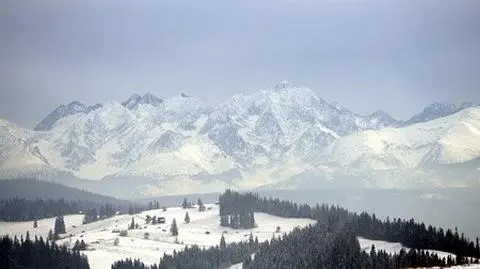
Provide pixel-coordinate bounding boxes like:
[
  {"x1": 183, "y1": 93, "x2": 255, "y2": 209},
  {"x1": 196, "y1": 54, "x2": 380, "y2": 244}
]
[
  {"x1": 358, "y1": 237, "x2": 469, "y2": 260},
  {"x1": 0, "y1": 205, "x2": 315, "y2": 269}
]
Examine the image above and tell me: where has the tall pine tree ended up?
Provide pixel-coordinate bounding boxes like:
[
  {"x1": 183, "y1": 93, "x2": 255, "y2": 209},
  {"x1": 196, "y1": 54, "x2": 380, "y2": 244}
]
[{"x1": 170, "y1": 218, "x2": 178, "y2": 236}]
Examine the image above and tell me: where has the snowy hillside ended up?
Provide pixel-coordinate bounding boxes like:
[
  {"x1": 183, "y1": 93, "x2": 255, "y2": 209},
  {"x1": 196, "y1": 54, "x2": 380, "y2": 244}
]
[
  {"x1": 0, "y1": 204, "x2": 315, "y2": 269},
  {"x1": 358, "y1": 237, "x2": 465, "y2": 260},
  {"x1": 1, "y1": 82, "x2": 480, "y2": 196},
  {"x1": 326, "y1": 108, "x2": 480, "y2": 168}
]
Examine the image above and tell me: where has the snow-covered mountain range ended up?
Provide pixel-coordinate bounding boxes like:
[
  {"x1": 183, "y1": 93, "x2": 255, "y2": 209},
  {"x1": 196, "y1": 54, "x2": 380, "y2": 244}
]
[{"x1": 1, "y1": 81, "x2": 479, "y2": 197}]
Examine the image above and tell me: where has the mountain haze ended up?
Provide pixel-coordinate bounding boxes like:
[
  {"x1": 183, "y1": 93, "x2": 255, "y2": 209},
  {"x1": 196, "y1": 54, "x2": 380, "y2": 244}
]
[{"x1": 1, "y1": 81, "x2": 479, "y2": 197}]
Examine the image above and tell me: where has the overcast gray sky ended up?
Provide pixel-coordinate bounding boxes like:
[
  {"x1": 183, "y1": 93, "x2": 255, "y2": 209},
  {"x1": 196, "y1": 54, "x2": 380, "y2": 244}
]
[{"x1": 1, "y1": 0, "x2": 479, "y2": 128}]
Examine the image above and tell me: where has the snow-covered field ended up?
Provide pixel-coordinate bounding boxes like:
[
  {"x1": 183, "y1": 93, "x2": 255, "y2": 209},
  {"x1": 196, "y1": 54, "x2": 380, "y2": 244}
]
[
  {"x1": 0, "y1": 205, "x2": 315, "y2": 269},
  {"x1": 358, "y1": 237, "x2": 464, "y2": 260},
  {"x1": 0, "y1": 214, "x2": 84, "y2": 239},
  {"x1": 3, "y1": 207, "x2": 478, "y2": 269}
]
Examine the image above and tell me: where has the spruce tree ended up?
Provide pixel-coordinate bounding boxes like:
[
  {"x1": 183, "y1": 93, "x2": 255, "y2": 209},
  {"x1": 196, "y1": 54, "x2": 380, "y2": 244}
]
[
  {"x1": 129, "y1": 217, "x2": 135, "y2": 230},
  {"x1": 170, "y1": 218, "x2": 178, "y2": 236},
  {"x1": 220, "y1": 234, "x2": 226, "y2": 250},
  {"x1": 184, "y1": 212, "x2": 190, "y2": 223},
  {"x1": 198, "y1": 199, "x2": 205, "y2": 212},
  {"x1": 33, "y1": 219, "x2": 38, "y2": 228},
  {"x1": 54, "y1": 216, "x2": 65, "y2": 235},
  {"x1": 48, "y1": 229, "x2": 54, "y2": 241}
]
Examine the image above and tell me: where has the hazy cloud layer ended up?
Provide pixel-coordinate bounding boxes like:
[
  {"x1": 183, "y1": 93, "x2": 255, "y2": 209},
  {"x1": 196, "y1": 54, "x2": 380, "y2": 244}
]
[{"x1": 1, "y1": 0, "x2": 479, "y2": 127}]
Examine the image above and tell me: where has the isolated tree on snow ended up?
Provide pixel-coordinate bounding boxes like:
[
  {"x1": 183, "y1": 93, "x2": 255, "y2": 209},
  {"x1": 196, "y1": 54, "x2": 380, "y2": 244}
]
[
  {"x1": 145, "y1": 215, "x2": 151, "y2": 224},
  {"x1": 170, "y1": 218, "x2": 178, "y2": 236},
  {"x1": 198, "y1": 198, "x2": 205, "y2": 212},
  {"x1": 129, "y1": 217, "x2": 135, "y2": 230},
  {"x1": 48, "y1": 229, "x2": 54, "y2": 241},
  {"x1": 162, "y1": 206, "x2": 167, "y2": 212},
  {"x1": 184, "y1": 212, "x2": 190, "y2": 223},
  {"x1": 33, "y1": 219, "x2": 38, "y2": 228},
  {"x1": 54, "y1": 216, "x2": 66, "y2": 235}
]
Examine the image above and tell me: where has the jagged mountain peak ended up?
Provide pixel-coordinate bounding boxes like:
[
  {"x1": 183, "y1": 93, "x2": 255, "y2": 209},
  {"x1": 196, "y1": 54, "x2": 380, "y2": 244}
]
[
  {"x1": 121, "y1": 93, "x2": 163, "y2": 110},
  {"x1": 404, "y1": 102, "x2": 476, "y2": 126},
  {"x1": 67, "y1": 101, "x2": 86, "y2": 111},
  {"x1": 367, "y1": 110, "x2": 399, "y2": 127},
  {"x1": 142, "y1": 92, "x2": 163, "y2": 106},
  {"x1": 34, "y1": 100, "x2": 101, "y2": 131}
]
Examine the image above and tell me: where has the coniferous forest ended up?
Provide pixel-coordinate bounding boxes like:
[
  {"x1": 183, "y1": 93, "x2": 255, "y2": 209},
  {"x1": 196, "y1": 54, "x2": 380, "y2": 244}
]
[
  {"x1": 2, "y1": 190, "x2": 479, "y2": 269},
  {"x1": 219, "y1": 190, "x2": 256, "y2": 229},
  {"x1": 0, "y1": 234, "x2": 90, "y2": 269},
  {"x1": 0, "y1": 197, "x2": 145, "y2": 222},
  {"x1": 111, "y1": 190, "x2": 480, "y2": 269}
]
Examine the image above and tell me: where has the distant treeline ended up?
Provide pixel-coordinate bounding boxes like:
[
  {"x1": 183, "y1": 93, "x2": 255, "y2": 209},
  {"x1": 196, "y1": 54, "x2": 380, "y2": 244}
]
[
  {"x1": 111, "y1": 190, "x2": 480, "y2": 269},
  {"x1": 0, "y1": 179, "x2": 124, "y2": 202},
  {"x1": 0, "y1": 234, "x2": 89, "y2": 269},
  {"x1": 0, "y1": 197, "x2": 145, "y2": 222}
]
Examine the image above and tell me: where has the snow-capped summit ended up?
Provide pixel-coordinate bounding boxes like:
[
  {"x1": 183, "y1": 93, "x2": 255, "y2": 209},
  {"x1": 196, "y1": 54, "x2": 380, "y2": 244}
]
[
  {"x1": 34, "y1": 101, "x2": 102, "y2": 131},
  {"x1": 404, "y1": 102, "x2": 475, "y2": 126},
  {"x1": 367, "y1": 110, "x2": 399, "y2": 127},
  {"x1": 272, "y1": 80, "x2": 295, "y2": 91},
  {"x1": 121, "y1": 93, "x2": 163, "y2": 110}
]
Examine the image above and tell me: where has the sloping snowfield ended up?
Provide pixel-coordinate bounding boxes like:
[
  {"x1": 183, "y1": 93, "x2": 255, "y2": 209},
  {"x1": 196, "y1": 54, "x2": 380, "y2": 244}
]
[
  {"x1": 0, "y1": 205, "x2": 315, "y2": 269},
  {"x1": 0, "y1": 214, "x2": 84, "y2": 239},
  {"x1": 358, "y1": 237, "x2": 466, "y2": 260}
]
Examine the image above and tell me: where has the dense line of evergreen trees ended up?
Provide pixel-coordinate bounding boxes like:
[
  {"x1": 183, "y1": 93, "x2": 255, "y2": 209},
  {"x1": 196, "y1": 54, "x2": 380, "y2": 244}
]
[
  {"x1": 0, "y1": 198, "x2": 81, "y2": 221},
  {"x1": 111, "y1": 259, "x2": 149, "y2": 269},
  {"x1": 250, "y1": 223, "x2": 459, "y2": 269},
  {"x1": 219, "y1": 190, "x2": 256, "y2": 229},
  {"x1": 0, "y1": 234, "x2": 89, "y2": 269},
  {"x1": 82, "y1": 204, "x2": 119, "y2": 224},
  {"x1": 0, "y1": 197, "x2": 145, "y2": 222},
  {"x1": 112, "y1": 235, "x2": 259, "y2": 269}
]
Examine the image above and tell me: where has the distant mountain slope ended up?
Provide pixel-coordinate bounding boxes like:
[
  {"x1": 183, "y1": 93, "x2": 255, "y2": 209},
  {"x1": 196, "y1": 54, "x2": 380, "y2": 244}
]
[
  {"x1": 403, "y1": 102, "x2": 476, "y2": 126},
  {"x1": 34, "y1": 101, "x2": 102, "y2": 131},
  {"x1": 0, "y1": 179, "x2": 129, "y2": 204},
  {"x1": 327, "y1": 107, "x2": 480, "y2": 168},
  {"x1": 1, "y1": 82, "x2": 479, "y2": 196}
]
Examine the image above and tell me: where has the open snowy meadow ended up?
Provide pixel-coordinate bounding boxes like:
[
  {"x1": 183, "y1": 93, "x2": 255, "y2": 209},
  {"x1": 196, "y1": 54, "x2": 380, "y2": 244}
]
[
  {"x1": 2, "y1": 204, "x2": 479, "y2": 269},
  {"x1": 0, "y1": 204, "x2": 315, "y2": 268}
]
